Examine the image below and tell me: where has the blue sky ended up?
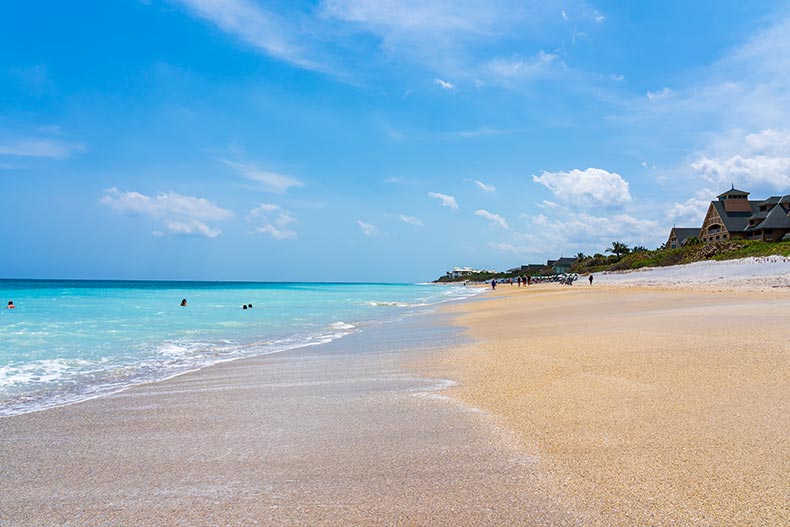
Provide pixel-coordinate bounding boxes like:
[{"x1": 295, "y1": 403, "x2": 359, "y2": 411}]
[{"x1": 2, "y1": 0, "x2": 789, "y2": 282}]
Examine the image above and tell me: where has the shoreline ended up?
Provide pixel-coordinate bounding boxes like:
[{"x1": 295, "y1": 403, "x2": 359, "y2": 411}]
[
  {"x1": 423, "y1": 282, "x2": 790, "y2": 526},
  {"x1": 0, "y1": 303, "x2": 584, "y2": 526},
  {"x1": 0, "y1": 283, "x2": 483, "y2": 418}
]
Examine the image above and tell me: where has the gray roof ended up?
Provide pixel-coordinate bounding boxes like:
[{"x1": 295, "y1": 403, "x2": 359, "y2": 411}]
[
  {"x1": 553, "y1": 257, "x2": 577, "y2": 266},
  {"x1": 717, "y1": 187, "x2": 750, "y2": 198},
  {"x1": 745, "y1": 203, "x2": 790, "y2": 231},
  {"x1": 747, "y1": 209, "x2": 770, "y2": 221},
  {"x1": 711, "y1": 200, "x2": 760, "y2": 232},
  {"x1": 758, "y1": 196, "x2": 782, "y2": 207},
  {"x1": 670, "y1": 228, "x2": 699, "y2": 242}
]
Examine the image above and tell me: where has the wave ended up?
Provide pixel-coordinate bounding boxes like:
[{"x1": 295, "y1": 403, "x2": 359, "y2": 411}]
[{"x1": 0, "y1": 329, "x2": 357, "y2": 417}]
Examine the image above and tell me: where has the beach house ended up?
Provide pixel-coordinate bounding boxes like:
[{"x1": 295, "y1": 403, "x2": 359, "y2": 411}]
[
  {"x1": 743, "y1": 195, "x2": 790, "y2": 241},
  {"x1": 697, "y1": 187, "x2": 790, "y2": 243},
  {"x1": 445, "y1": 267, "x2": 494, "y2": 279},
  {"x1": 666, "y1": 227, "x2": 700, "y2": 249},
  {"x1": 667, "y1": 187, "x2": 790, "y2": 245},
  {"x1": 549, "y1": 257, "x2": 578, "y2": 274}
]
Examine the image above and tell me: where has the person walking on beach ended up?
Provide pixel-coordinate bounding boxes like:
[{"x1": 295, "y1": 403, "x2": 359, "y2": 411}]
[
  {"x1": 491, "y1": 279, "x2": 497, "y2": 290},
  {"x1": 7, "y1": 300, "x2": 15, "y2": 309},
  {"x1": 589, "y1": 275, "x2": 594, "y2": 285}
]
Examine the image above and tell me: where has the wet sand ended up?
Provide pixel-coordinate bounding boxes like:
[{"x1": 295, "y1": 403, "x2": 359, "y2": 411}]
[
  {"x1": 424, "y1": 284, "x2": 790, "y2": 526},
  {"x1": 0, "y1": 315, "x2": 584, "y2": 526}
]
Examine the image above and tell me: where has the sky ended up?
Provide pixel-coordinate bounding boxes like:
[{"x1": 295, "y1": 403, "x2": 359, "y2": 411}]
[{"x1": 1, "y1": 0, "x2": 789, "y2": 282}]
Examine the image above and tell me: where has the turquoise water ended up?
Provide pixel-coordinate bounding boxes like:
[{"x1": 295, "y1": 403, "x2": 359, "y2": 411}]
[{"x1": 0, "y1": 280, "x2": 478, "y2": 416}]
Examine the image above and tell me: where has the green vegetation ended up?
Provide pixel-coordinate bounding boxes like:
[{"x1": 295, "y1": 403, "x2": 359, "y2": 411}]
[
  {"x1": 573, "y1": 239, "x2": 790, "y2": 274},
  {"x1": 435, "y1": 239, "x2": 790, "y2": 283}
]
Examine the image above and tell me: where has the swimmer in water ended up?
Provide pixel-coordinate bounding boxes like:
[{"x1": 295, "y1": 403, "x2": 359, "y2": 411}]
[
  {"x1": 180, "y1": 299, "x2": 188, "y2": 307},
  {"x1": 7, "y1": 300, "x2": 15, "y2": 309}
]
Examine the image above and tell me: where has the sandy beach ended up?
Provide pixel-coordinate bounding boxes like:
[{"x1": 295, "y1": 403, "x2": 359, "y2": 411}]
[
  {"x1": 424, "y1": 279, "x2": 790, "y2": 526},
  {"x1": 2, "y1": 263, "x2": 789, "y2": 525}
]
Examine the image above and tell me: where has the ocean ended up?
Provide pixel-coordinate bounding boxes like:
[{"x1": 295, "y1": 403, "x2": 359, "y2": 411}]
[{"x1": 0, "y1": 280, "x2": 479, "y2": 416}]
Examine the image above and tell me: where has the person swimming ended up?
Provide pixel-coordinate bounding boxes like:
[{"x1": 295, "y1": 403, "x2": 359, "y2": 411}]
[
  {"x1": 242, "y1": 304, "x2": 248, "y2": 310},
  {"x1": 180, "y1": 299, "x2": 188, "y2": 307},
  {"x1": 7, "y1": 300, "x2": 15, "y2": 309}
]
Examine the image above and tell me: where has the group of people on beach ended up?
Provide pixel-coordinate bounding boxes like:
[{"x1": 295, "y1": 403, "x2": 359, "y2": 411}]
[
  {"x1": 491, "y1": 276, "x2": 533, "y2": 289},
  {"x1": 490, "y1": 274, "x2": 594, "y2": 290}
]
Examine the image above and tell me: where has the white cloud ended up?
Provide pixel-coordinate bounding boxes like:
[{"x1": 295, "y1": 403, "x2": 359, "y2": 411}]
[
  {"x1": 691, "y1": 129, "x2": 790, "y2": 190},
  {"x1": 100, "y1": 188, "x2": 232, "y2": 237},
  {"x1": 222, "y1": 159, "x2": 304, "y2": 194},
  {"x1": 618, "y1": 15, "x2": 790, "y2": 161},
  {"x1": 164, "y1": 219, "x2": 222, "y2": 238},
  {"x1": 247, "y1": 203, "x2": 297, "y2": 239},
  {"x1": 487, "y1": 50, "x2": 560, "y2": 83},
  {"x1": 434, "y1": 78, "x2": 455, "y2": 90},
  {"x1": 173, "y1": 0, "x2": 325, "y2": 72},
  {"x1": 646, "y1": 87, "x2": 672, "y2": 101},
  {"x1": 472, "y1": 179, "x2": 496, "y2": 192},
  {"x1": 399, "y1": 214, "x2": 424, "y2": 226},
  {"x1": 357, "y1": 220, "x2": 378, "y2": 236},
  {"x1": 561, "y1": 9, "x2": 568, "y2": 21},
  {"x1": 611, "y1": 73, "x2": 625, "y2": 81},
  {"x1": 640, "y1": 161, "x2": 648, "y2": 168},
  {"x1": 0, "y1": 137, "x2": 85, "y2": 159},
  {"x1": 532, "y1": 167, "x2": 632, "y2": 206},
  {"x1": 667, "y1": 189, "x2": 715, "y2": 224},
  {"x1": 427, "y1": 191, "x2": 459, "y2": 210},
  {"x1": 513, "y1": 209, "x2": 661, "y2": 255},
  {"x1": 593, "y1": 10, "x2": 605, "y2": 23},
  {"x1": 474, "y1": 209, "x2": 509, "y2": 229}
]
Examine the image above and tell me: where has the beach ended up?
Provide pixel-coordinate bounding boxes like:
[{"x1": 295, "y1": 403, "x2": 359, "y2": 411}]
[
  {"x1": 2, "y1": 266, "x2": 789, "y2": 525},
  {"x1": 424, "y1": 271, "x2": 790, "y2": 525},
  {"x1": 0, "y1": 311, "x2": 583, "y2": 526}
]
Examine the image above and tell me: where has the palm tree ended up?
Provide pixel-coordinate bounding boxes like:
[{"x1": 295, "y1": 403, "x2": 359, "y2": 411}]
[
  {"x1": 605, "y1": 241, "x2": 631, "y2": 258},
  {"x1": 632, "y1": 245, "x2": 648, "y2": 253},
  {"x1": 575, "y1": 252, "x2": 587, "y2": 260}
]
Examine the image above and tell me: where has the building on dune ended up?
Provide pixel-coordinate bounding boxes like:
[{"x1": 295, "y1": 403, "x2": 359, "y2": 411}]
[
  {"x1": 666, "y1": 227, "x2": 700, "y2": 249},
  {"x1": 668, "y1": 187, "x2": 790, "y2": 247}
]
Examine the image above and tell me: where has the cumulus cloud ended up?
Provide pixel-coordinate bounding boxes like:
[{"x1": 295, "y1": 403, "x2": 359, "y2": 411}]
[
  {"x1": 100, "y1": 188, "x2": 232, "y2": 237},
  {"x1": 532, "y1": 167, "x2": 631, "y2": 206},
  {"x1": 434, "y1": 78, "x2": 455, "y2": 90},
  {"x1": 222, "y1": 159, "x2": 304, "y2": 194},
  {"x1": 427, "y1": 191, "x2": 459, "y2": 210},
  {"x1": 667, "y1": 189, "x2": 715, "y2": 224},
  {"x1": 357, "y1": 220, "x2": 378, "y2": 236},
  {"x1": 691, "y1": 129, "x2": 790, "y2": 190},
  {"x1": 472, "y1": 179, "x2": 496, "y2": 192},
  {"x1": 510, "y1": 209, "x2": 661, "y2": 256},
  {"x1": 399, "y1": 214, "x2": 424, "y2": 226},
  {"x1": 474, "y1": 209, "x2": 509, "y2": 229},
  {"x1": 247, "y1": 203, "x2": 297, "y2": 239}
]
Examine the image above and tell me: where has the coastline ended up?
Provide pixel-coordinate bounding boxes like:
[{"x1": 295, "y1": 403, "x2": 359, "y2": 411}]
[
  {"x1": 422, "y1": 281, "x2": 790, "y2": 526},
  {"x1": 0, "y1": 304, "x2": 584, "y2": 526}
]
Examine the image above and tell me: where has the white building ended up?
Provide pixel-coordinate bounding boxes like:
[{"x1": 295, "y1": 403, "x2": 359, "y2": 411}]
[{"x1": 446, "y1": 267, "x2": 494, "y2": 279}]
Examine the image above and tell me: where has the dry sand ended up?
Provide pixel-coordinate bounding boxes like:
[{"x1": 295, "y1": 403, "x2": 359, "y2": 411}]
[{"x1": 423, "y1": 283, "x2": 790, "y2": 526}]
